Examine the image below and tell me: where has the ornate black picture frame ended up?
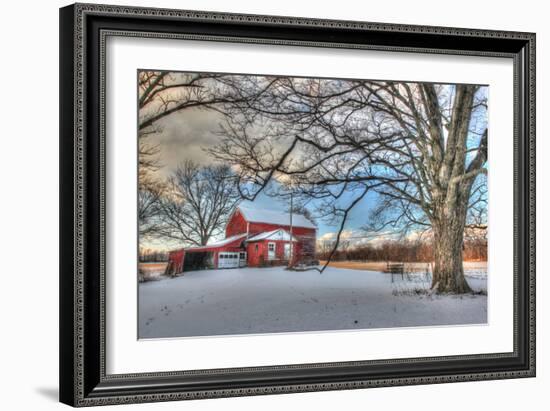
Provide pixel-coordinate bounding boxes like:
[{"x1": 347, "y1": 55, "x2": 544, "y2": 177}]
[{"x1": 59, "y1": 3, "x2": 535, "y2": 407}]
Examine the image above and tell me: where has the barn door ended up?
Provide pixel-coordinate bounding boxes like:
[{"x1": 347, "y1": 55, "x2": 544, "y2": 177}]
[{"x1": 267, "y1": 242, "x2": 276, "y2": 260}]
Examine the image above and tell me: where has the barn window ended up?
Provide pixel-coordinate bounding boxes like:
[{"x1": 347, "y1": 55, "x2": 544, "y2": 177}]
[
  {"x1": 268, "y1": 243, "x2": 275, "y2": 252},
  {"x1": 255, "y1": 244, "x2": 259, "y2": 252}
]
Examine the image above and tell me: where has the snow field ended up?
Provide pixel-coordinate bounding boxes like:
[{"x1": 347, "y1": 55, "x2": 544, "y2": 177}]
[{"x1": 139, "y1": 266, "x2": 487, "y2": 338}]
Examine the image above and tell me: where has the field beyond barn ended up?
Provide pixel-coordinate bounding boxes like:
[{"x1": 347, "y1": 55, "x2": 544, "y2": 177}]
[{"x1": 138, "y1": 265, "x2": 487, "y2": 339}]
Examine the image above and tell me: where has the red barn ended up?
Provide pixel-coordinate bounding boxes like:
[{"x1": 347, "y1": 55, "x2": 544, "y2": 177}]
[{"x1": 166, "y1": 206, "x2": 317, "y2": 275}]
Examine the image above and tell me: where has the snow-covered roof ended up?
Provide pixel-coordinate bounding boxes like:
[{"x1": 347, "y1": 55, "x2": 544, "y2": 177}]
[
  {"x1": 186, "y1": 233, "x2": 247, "y2": 251},
  {"x1": 238, "y1": 206, "x2": 316, "y2": 229},
  {"x1": 246, "y1": 229, "x2": 297, "y2": 243}
]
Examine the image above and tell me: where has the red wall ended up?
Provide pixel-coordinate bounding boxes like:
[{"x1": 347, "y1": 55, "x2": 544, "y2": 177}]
[
  {"x1": 167, "y1": 249, "x2": 185, "y2": 274},
  {"x1": 225, "y1": 210, "x2": 248, "y2": 238},
  {"x1": 246, "y1": 240, "x2": 301, "y2": 267},
  {"x1": 246, "y1": 242, "x2": 265, "y2": 267},
  {"x1": 225, "y1": 210, "x2": 316, "y2": 239}
]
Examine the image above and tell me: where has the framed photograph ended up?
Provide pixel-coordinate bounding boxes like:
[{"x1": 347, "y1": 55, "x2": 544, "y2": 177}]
[{"x1": 59, "y1": 3, "x2": 535, "y2": 407}]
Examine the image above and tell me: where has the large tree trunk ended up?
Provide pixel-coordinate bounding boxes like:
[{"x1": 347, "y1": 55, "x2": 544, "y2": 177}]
[{"x1": 431, "y1": 196, "x2": 472, "y2": 294}]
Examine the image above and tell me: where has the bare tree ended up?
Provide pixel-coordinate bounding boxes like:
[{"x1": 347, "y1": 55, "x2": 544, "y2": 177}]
[
  {"x1": 137, "y1": 131, "x2": 165, "y2": 239},
  {"x1": 138, "y1": 185, "x2": 163, "y2": 238},
  {"x1": 138, "y1": 70, "x2": 278, "y2": 133},
  {"x1": 138, "y1": 71, "x2": 232, "y2": 130},
  {"x1": 137, "y1": 71, "x2": 239, "y2": 238},
  {"x1": 155, "y1": 161, "x2": 240, "y2": 247},
  {"x1": 209, "y1": 77, "x2": 488, "y2": 293}
]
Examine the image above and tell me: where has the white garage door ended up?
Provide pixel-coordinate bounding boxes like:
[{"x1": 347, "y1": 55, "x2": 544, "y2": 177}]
[{"x1": 218, "y1": 252, "x2": 240, "y2": 269}]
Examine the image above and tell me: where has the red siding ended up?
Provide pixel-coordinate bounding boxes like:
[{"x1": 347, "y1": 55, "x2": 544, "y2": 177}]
[
  {"x1": 166, "y1": 249, "x2": 185, "y2": 275},
  {"x1": 226, "y1": 210, "x2": 317, "y2": 240},
  {"x1": 246, "y1": 239, "x2": 300, "y2": 267},
  {"x1": 246, "y1": 242, "x2": 265, "y2": 267},
  {"x1": 225, "y1": 210, "x2": 248, "y2": 238},
  {"x1": 248, "y1": 222, "x2": 316, "y2": 262}
]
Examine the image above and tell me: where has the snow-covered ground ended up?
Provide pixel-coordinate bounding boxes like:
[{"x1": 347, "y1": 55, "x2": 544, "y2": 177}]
[{"x1": 138, "y1": 266, "x2": 487, "y2": 339}]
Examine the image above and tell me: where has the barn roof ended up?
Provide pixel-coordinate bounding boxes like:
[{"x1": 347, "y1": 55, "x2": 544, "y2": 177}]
[
  {"x1": 185, "y1": 233, "x2": 247, "y2": 251},
  {"x1": 238, "y1": 206, "x2": 316, "y2": 229},
  {"x1": 246, "y1": 229, "x2": 298, "y2": 243}
]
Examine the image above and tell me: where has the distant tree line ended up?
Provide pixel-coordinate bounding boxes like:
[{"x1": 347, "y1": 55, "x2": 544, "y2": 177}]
[
  {"x1": 139, "y1": 248, "x2": 169, "y2": 263},
  {"x1": 318, "y1": 229, "x2": 487, "y2": 263}
]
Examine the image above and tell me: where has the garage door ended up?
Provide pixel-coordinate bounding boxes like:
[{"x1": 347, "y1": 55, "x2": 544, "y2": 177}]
[{"x1": 218, "y1": 252, "x2": 240, "y2": 269}]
